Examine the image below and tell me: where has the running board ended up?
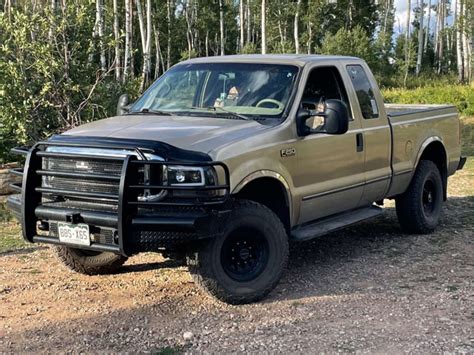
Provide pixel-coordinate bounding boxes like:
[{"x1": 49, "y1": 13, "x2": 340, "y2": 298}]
[{"x1": 291, "y1": 205, "x2": 384, "y2": 241}]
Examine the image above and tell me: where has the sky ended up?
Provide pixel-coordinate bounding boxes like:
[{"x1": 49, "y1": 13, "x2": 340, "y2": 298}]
[{"x1": 393, "y1": 0, "x2": 455, "y2": 36}]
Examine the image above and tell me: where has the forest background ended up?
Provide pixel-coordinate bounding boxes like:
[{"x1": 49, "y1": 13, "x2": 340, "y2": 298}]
[{"x1": 0, "y1": 0, "x2": 472, "y2": 162}]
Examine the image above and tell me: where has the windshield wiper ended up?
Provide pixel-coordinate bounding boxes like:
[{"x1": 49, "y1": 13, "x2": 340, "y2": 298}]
[
  {"x1": 189, "y1": 106, "x2": 250, "y2": 121},
  {"x1": 127, "y1": 108, "x2": 174, "y2": 116}
]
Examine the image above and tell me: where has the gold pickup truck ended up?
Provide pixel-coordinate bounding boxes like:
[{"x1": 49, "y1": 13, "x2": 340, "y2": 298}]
[{"x1": 8, "y1": 55, "x2": 466, "y2": 304}]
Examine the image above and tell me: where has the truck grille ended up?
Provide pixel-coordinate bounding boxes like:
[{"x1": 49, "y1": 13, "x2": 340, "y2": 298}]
[{"x1": 40, "y1": 156, "x2": 124, "y2": 202}]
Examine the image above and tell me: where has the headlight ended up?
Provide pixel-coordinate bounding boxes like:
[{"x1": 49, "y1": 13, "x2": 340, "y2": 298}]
[{"x1": 167, "y1": 166, "x2": 205, "y2": 186}]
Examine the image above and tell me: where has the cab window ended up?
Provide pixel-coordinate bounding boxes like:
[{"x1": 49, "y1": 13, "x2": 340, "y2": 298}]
[
  {"x1": 346, "y1": 65, "x2": 379, "y2": 119},
  {"x1": 301, "y1": 66, "x2": 351, "y2": 115}
]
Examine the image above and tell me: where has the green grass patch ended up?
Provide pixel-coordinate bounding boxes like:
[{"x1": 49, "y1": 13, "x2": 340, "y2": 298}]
[{"x1": 0, "y1": 221, "x2": 27, "y2": 254}]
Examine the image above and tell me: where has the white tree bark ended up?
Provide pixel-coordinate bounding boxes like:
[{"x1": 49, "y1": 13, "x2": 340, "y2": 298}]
[
  {"x1": 123, "y1": 0, "x2": 132, "y2": 82},
  {"x1": 404, "y1": 0, "x2": 412, "y2": 85},
  {"x1": 113, "y1": 0, "x2": 121, "y2": 81},
  {"x1": 246, "y1": 0, "x2": 251, "y2": 45},
  {"x1": 416, "y1": 0, "x2": 424, "y2": 75},
  {"x1": 219, "y1": 0, "x2": 225, "y2": 55},
  {"x1": 239, "y1": 0, "x2": 245, "y2": 51},
  {"x1": 456, "y1": 0, "x2": 464, "y2": 82},
  {"x1": 461, "y1": 0, "x2": 471, "y2": 83},
  {"x1": 166, "y1": 0, "x2": 171, "y2": 70},
  {"x1": 294, "y1": 0, "x2": 301, "y2": 54},
  {"x1": 261, "y1": 0, "x2": 266, "y2": 54},
  {"x1": 97, "y1": 0, "x2": 106, "y2": 71},
  {"x1": 424, "y1": 0, "x2": 431, "y2": 52}
]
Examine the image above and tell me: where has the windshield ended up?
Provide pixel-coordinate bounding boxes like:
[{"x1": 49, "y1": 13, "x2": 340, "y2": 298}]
[{"x1": 130, "y1": 63, "x2": 299, "y2": 120}]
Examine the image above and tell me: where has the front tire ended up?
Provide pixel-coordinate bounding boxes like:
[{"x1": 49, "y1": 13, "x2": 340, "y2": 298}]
[
  {"x1": 55, "y1": 246, "x2": 128, "y2": 275},
  {"x1": 187, "y1": 200, "x2": 288, "y2": 304},
  {"x1": 396, "y1": 160, "x2": 444, "y2": 234}
]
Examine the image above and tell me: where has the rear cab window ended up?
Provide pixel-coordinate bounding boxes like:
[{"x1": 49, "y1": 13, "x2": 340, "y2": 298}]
[{"x1": 346, "y1": 65, "x2": 379, "y2": 119}]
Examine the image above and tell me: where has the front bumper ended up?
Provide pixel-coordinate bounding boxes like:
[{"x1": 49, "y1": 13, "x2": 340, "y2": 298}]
[{"x1": 7, "y1": 139, "x2": 230, "y2": 256}]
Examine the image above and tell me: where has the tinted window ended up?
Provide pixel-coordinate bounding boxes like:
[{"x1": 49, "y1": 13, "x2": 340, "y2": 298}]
[{"x1": 346, "y1": 65, "x2": 379, "y2": 119}]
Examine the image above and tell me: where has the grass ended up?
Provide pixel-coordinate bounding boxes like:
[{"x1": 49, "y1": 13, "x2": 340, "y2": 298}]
[{"x1": 0, "y1": 199, "x2": 28, "y2": 254}]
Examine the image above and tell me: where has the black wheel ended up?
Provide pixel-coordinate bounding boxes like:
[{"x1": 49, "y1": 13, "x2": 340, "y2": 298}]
[
  {"x1": 55, "y1": 246, "x2": 128, "y2": 275},
  {"x1": 187, "y1": 200, "x2": 288, "y2": 304},
  {"x1": 396, "y1": 160, "x2": 444, "y2": 234}
]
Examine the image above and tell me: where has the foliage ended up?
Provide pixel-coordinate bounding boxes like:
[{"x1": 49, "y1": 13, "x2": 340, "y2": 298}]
[
  {"x1": 318, "y1": 26, "x2": 377, "y2": 68},
  {"x1": 382, "y1": 85, "x2": 474, "y2": 116},
  {"x1": 0, "y1": 5, "x2": 134, "y2": 163},
  {"x1": 0, "y1": 0, "x2": 472, "y2": 163}
]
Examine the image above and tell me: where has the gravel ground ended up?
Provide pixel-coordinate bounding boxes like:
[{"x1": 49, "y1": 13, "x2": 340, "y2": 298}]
[{"x1": 0, "y1": 170, "x2": 473, "y2": 353}]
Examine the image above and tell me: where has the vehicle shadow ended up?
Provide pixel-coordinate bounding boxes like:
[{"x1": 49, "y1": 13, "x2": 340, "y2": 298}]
[
  {"x1": 263, "y1": 195, "x2": 473, "y2": 303},
  {"x1": 120, "y1": 258, "x2": 185, "y2": 273}
]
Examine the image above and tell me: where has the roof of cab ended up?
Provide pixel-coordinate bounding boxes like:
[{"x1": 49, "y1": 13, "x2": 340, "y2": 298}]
[{"x1": 178, "y1": 54, "x2": 361, "y2": 67}]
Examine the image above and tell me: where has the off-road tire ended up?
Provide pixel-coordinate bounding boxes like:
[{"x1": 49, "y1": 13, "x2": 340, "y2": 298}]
[
  {"x1": 187, "y1": 200, "x2": 289, "y2": 304},
  {"x1": 55, "y1": 246, "x2": 128, "y2": 275},
  {"x1": 396, "y1": 160, "x2": 443, "y2": 234}
]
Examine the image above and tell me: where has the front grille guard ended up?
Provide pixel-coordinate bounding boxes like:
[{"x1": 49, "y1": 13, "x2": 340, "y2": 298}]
[{"x1": 10, "y1": 141, "x2": 230, "y2": 256}]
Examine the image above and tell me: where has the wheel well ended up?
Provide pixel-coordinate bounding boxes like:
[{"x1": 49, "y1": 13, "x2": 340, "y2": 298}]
[
  {"x1": 234, "y1": 177, "x2": 291, "y2": 232},
  {"x1": 419, "y1": 141, "x2": 448, "y2": 200}
]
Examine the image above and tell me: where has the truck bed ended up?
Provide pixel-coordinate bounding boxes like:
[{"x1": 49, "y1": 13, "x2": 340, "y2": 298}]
[{"x1": 384, "y1": 103, "x2": 461, "y2": 197}]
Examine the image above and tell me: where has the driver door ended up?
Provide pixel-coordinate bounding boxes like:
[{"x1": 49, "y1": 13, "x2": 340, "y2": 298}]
[{"x1": 294, "y1": 64, "x2": 365, "y2": 224}]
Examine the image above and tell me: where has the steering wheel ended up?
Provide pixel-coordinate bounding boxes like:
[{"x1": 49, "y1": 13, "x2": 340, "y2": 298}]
[{"x1": 256, "y1": 99, "x2": 284, "y2": 110}]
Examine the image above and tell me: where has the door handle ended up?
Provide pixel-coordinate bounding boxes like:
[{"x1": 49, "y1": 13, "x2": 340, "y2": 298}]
[{"x1": 356, "y1": 133, "x2": 364, "y2": 152}]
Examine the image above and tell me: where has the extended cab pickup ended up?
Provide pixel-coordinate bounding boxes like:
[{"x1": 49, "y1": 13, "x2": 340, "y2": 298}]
[{"x1": 8, "y1": 55, "x2": 466, "y2": 304}]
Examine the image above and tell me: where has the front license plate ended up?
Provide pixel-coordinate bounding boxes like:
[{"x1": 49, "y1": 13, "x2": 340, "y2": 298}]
[{"x1": 58, "y1": 222, "x2": 90, "y2": 246}]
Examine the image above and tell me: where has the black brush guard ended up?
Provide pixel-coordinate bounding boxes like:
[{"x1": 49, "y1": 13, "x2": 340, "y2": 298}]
[{"x1": 7, "y1": 141, "x2": 230, "y2": 256}]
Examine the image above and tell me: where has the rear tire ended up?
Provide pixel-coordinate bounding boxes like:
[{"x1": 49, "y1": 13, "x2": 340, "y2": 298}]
[
  {"x1": 395, "y1": 160, "x2": 443, "y2": 234},
  {"x1": 55, "y1": 246, "x2": 128, "y2": 275},
  {"x1": 187, "y1": 200, "x2": 288, "y2": 304}
]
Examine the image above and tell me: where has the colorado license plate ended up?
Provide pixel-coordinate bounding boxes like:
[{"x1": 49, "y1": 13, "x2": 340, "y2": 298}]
[{"x1": 57, "y1": 222, "x2": 90, "y2": 246}]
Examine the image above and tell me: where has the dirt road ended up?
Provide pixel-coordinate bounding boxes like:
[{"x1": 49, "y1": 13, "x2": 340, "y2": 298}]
[{"x1": 0, "y1": 166, "x2": 473, "y2": 353}]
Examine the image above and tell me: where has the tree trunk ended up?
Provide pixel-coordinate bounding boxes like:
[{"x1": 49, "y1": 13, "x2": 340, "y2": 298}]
[
  {"x1": 307, "y1": 20, "x2": 313, "y2": 54},
  {"x1": 424, "y1": 0, "x2": 431, "y2": 52},
  {"x1": 219, "y1": 0, "x2": 225, "y2": 55},
  {"x1": 461, "y1": 0, "x2": 470, "y2": 83},
  {"x1": 416, "y1": 0, "x2": 424, "y2": 75},
  {"x1": 153, "y1": 24, "x2": 161, "y2": 79},
  {"x1": 239, "y1": 0, "x2": 245, "y2": 51},
  {"x1": 113, "y1": 0, "x2": 121, "y2": 81},
  {"x1": 136, "y1": 0, "x2": 146, "y2": 53},
  {"x1": 48, "y1": 0, "x2": 56, "y2": 42},
  {"x1": 261, "y1": 0, "x2": 266, "y2": 54},
  {"x1": 456, "y1": 0, "x2": 464, "y2": 82},
  {"x1": 97, "y1": 0, "x2": 106, "y2": 71},
  {"x1": 166, "y1": 0, "x2": 171, "y2": 70},
  {"x1": 294, "y1": 0, "x2": 301, "y2": 54},
  {"x1": 123, "y1": 0, "x2": 132, "y2": 82},
  {"x1": 139, "y1": 0, "x2": 152, "y2": 91},
  {"x1": 246, "y1": 0, "x2": 251, "y2": 45},
  {"x1": 437, "y1": 0, "x2": 445, "y2": 74},
  {"x1": 404, "y1": 0, "x2": 411, "y2": 86}
]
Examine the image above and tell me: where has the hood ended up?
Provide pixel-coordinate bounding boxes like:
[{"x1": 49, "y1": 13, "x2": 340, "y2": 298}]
[{"x1": 64, "y1": 115, "x2": 270, "y2": 154}]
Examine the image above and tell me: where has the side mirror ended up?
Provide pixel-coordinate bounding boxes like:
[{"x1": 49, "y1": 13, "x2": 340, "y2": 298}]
[
  {"x1": 296, "y1": 99, "x2": 349, "y2": 136},
  {"x1": 117, "y1": 94, "x2": 131, "y2": 116}
]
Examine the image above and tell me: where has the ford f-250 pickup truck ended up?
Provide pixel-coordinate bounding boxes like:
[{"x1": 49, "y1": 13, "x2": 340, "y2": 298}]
[{"x1": 7, "y1": 55, "x2": 466, "y2": 304}]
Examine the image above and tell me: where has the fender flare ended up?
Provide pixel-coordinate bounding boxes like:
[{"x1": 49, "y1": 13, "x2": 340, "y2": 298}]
[
  {"x1": 414, "y1": 136, "x2": 447, "y2": 169},
  {"x1": 232, "y1": 170, "x2": 293, "y2": 224}
]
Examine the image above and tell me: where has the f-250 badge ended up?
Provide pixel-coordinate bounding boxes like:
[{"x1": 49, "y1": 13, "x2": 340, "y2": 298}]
[{"x1": 280, "y1": 148, "x2": 296, "y2": 157}]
